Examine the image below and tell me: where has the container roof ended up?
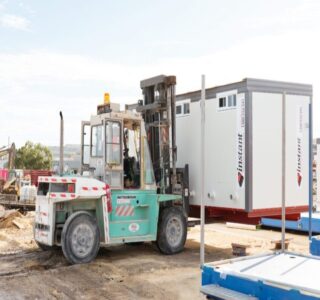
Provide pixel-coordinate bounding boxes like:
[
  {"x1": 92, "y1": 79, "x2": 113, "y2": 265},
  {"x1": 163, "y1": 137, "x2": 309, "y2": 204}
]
[{"x1": 176, "y1": 78, "x2": 313, "y2": 102}]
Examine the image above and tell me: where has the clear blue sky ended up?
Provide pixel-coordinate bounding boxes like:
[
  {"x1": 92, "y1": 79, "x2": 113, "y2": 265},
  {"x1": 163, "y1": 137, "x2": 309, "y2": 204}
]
[{"x1": 0, "y1": 0, "x2": 319, "y2": 146}]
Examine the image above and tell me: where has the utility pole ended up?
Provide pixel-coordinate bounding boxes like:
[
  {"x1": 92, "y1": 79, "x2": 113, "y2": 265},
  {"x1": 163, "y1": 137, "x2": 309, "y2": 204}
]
[
  {"x1": 200, "y1": 75, "x2": 206, "y2": 266},
  {"x1": 281, "y1": 92, "x2": 286, "y2": 252}
]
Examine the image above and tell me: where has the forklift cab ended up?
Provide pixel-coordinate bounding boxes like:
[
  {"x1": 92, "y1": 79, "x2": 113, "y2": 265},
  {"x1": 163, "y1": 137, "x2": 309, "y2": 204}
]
[
  {"x1": 80, "y1": 109, "x2": 156, "y2": 192},
  {"x1": 80, "y1": 107, "x2": 162, "y2": 242}
]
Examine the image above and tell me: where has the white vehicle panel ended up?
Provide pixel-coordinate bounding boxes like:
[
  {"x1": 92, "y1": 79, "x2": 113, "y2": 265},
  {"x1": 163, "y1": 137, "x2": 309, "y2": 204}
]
[{"x1": 34, "y1": 195, "x2": 54, "y2": 245}]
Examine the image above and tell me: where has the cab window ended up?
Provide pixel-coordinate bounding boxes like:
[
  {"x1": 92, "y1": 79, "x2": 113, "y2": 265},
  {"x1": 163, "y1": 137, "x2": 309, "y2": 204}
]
[
  {"x1": 106, "y1": 121, "x2": 121, "y2": 164},
  {"x1": 82, "y1": 123, "x2": 90, "y2": 165},
  {"x1": 123, "y1": 122, "x2": 140, "y2": 189},
  {"x1": 91, "y1": 125, "x2": 103, "y2": 157}
]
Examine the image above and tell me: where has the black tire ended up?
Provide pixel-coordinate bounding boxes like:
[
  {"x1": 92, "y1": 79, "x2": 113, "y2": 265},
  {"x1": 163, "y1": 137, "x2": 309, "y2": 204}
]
[
  {"x1": 156, "y1": 207, "x2": 187, "y2": 254},
  {"x1": 61, "y1": 211, "x2": 100, "y2": 264}
]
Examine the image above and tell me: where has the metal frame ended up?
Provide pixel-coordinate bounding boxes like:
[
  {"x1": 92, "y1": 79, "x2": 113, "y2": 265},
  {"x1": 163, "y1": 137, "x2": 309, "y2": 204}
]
[
  {"x1": 200, "y1": 75, "x2": 205, "y2": 266},
  {"x1": 245, "y1": 91, "x2": 253, "y2": 212},
  {"x1": 202, "y1": 252, "x2": 320, "y2": 299},
  {"x1": 309, "y1": 100, "x2": 313, "y2": 240}
]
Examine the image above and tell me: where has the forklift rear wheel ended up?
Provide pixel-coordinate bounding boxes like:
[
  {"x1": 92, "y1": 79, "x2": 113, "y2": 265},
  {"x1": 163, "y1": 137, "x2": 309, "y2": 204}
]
[
  {"x1": 61, "y1": 211, "x2": 100, "y2": 264},
  {"x1": 156, "y1": 207, "x2": 187, "y2": 254}
]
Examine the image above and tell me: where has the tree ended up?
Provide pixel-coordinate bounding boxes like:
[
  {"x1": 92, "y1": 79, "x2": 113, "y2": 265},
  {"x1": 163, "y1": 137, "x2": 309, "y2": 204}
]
[{"x1": 15, "y1": 141, "x2": 52, "y2": 170}]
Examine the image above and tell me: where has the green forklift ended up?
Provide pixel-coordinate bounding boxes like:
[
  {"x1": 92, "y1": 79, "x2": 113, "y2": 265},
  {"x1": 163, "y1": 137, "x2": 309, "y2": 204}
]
[{"x1": 34, "y1": 75, "x2": 190, "y2": 264}]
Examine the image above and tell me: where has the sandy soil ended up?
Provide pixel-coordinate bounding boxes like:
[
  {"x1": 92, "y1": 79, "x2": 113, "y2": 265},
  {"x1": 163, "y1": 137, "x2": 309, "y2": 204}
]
[
  {"x1": 0, "y1": 218, "x2": 310, "y2": 300},
  {"x1": 0, "y1": 211, "x2": 37, "y2": 254}
]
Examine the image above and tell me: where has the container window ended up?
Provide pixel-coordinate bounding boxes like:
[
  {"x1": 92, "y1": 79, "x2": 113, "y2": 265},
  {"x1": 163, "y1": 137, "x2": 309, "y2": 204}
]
[
  {"x1": 91, "y1": 125, "x2": 103, "y2": 157},
  {"x1": 228, "y1": 95, "x2": 237, "y2": 107},
  {"x1": 183, "y1": 103, "x2": 190, "y2": 114},
  {"x1": 219, "y1": 97, "x2": 226, "y2": 108},
  {"x1": 176, "y1": 105, "x2": 182, "y2": 115}
]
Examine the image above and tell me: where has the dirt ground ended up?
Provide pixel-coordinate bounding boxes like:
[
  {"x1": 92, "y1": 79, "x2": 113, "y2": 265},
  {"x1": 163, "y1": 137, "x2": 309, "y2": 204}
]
[{"x1": 0, "y1": 215, "x2": 310, "y2": 300}]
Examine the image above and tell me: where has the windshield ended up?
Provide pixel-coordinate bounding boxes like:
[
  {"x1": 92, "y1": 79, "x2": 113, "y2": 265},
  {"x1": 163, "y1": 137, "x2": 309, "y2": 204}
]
[
  {"x1": 91, "y1": 125, "x2": 103, "y2": 157},
  {"x1": 106, "y1": 121, "x2": 121, "y2": 165}
]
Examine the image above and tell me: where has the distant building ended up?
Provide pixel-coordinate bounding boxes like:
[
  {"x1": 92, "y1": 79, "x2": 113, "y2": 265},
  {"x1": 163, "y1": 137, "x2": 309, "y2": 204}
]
[{"x1": 49, "y1": 144, "x2": 81, "y2": 174}]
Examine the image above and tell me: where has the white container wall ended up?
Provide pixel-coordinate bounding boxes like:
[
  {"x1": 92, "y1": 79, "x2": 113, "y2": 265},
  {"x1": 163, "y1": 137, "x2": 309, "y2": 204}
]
[{"x1": 176, "y1": 78, "x2": 312, "y2": 218}]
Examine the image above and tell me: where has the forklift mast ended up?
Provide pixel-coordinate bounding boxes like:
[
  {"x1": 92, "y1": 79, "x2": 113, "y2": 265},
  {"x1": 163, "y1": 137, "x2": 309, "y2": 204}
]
[{"x1": 137, "y1": 75, "x2": 189, "y2": 213}]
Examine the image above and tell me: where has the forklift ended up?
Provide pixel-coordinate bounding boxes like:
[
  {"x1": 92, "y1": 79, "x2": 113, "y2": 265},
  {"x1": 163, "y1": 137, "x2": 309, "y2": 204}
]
[{"x1": 34, "y1": 75, "x2": 190, "y2": 264}]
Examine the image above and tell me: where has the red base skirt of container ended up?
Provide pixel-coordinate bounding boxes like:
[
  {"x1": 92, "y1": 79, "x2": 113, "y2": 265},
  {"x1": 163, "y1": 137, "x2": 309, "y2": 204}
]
[{"x1": 189, "y1": 205, "x2": 308, "y2": 225}]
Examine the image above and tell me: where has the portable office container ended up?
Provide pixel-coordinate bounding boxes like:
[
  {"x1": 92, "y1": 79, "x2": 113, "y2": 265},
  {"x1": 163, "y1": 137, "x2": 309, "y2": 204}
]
[{"x1": 176, "y1": 78, "x2": 312, "y2": 221}]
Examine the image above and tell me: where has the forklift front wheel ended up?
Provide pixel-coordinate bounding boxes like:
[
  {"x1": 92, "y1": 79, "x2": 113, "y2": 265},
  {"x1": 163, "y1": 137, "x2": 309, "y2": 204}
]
[
  {"x1": 61, "y1": 211, "x2": 100, "y2": 264},
  {"x1": 156, "y1": 207, "x2": 187, "y2": 255}
]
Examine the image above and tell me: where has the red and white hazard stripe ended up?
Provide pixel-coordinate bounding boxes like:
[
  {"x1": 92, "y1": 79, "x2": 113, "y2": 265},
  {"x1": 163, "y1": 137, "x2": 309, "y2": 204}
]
[
  {"x1": 38, "y1": 177, "x2": 77, "y2": 183},
  {"x1": 50, "y1": 193, "x2": 76, "y2": 199},
  {"x1": 81, "y1": 186, "x2": 105, "y2": 191},
  {"x1": 102, "y1": 195, "x2": 110, "y2": 243},
  {"x1": 115, "y1": 205, "x2": 134, "y2": 217}
]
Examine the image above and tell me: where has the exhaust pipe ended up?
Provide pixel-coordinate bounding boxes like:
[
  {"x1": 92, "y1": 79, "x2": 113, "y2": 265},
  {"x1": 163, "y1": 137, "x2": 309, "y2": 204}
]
[{"x1": 59, "y1": 111, "x2": 64, "y2": 176}]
